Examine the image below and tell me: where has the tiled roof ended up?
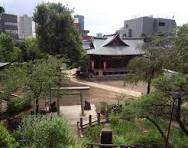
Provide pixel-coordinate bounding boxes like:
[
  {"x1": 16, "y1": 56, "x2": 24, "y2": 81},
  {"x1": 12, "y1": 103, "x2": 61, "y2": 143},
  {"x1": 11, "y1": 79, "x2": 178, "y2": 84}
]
[{"x1": 87, "y1": 35, "x2": 144, "y2": 56}]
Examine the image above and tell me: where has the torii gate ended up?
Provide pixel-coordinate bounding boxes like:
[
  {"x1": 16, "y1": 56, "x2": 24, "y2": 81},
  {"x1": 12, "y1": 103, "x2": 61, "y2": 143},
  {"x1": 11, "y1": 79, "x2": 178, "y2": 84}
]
[{"x1": 52, "y1": 86, "x2": 90, "y2": 116}]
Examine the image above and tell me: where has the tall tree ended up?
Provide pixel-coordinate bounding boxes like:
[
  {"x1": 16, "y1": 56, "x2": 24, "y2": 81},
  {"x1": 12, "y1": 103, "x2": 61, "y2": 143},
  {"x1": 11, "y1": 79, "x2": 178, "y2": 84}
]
[
  {"x1": 33, "y1": 3, "x2": 85, "y2": 67},
  {"x1": 173, "y1": 24, "x2": 188, "y2": 73},
  {"x1": 18, "y1": 38, "x2": 46, "y2": 62},
  {"x1": 0, "y1": 6, "x2": 5, "y2": 13},
  {"x1": 0, "y1": 33, "x2": 21, "y2": 62},
  {"x1": 124, "y1": 34, "x2": 173, "y2": 94}
]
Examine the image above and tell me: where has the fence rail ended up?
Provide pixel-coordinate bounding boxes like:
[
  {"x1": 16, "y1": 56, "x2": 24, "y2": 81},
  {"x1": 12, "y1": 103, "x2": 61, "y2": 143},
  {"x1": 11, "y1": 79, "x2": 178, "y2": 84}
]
[{"x1": 77, "y1": 113, "x2": 108, "y2": 136}]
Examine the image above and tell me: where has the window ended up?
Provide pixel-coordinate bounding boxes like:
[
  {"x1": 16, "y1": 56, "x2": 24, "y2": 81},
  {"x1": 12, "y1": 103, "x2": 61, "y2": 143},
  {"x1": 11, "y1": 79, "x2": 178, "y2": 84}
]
[
  {"x1": 159, "y1": 22, "x2": 165, "y2": 26},
  {"x1": 4, "y1": 22, "x2": 17, "y2": 26}
]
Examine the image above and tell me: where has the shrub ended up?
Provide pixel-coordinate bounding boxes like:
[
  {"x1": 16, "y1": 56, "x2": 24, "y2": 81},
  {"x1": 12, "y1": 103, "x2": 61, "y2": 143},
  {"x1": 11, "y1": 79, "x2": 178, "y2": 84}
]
[
  {"x1": 15, "y1": 115, "x2": 76, "y2": 148},
  {"x1": 171, "y1": 128, "x2": 188, "y2": 148},
  {"x1": 114, "y1": 135, "x2": 126, "y2": 144},
  {"x1": 6, "y1": 97, "x2": 31, "y2": 116},
  {"x1": 84, "y1": 125, "x2": 103, "y2": 142},
  {"x1": 0, "y1": 122, "x2": 18, "y2": 148}
]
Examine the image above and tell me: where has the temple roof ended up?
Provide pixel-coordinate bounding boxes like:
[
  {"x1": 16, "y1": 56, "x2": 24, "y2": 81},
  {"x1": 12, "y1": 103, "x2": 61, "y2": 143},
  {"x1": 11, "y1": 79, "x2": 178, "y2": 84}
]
[{"x1": 87, "y1": 34, "x2": 144, "y2": 56}]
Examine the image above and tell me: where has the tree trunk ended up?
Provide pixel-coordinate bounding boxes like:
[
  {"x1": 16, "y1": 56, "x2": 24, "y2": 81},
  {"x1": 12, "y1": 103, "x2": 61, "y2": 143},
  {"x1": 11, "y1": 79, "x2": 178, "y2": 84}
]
[
  {"x1": 35, "y1": 99, "x2": 39, "y2": 114},
  {"x1": 147, "y1": 79, "x2": 151, "y2": 94}
]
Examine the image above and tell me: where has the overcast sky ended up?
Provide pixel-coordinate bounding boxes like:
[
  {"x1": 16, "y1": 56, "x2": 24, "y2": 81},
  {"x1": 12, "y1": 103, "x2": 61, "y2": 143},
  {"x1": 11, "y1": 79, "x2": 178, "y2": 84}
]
[{"x1": 1, "y1": 0, "x2": 188, "y2": 35}]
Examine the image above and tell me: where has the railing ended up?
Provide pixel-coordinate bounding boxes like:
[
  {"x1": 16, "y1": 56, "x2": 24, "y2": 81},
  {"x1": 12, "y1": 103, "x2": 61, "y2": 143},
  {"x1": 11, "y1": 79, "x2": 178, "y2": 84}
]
[{"x1": 77, "y1": 113, "x2": 108, "y2": 137}]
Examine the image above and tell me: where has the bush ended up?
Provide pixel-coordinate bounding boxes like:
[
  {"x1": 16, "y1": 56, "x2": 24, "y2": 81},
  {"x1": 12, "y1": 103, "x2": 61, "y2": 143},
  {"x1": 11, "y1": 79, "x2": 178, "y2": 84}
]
[
  {"x1": 0, "y1": 122, "x2": 18, "y2": 147},
  {"x1": 84, "y1": 125, "x2": 103, "y2": 142},
  {"x1": 15, "y1": 115, "x2": 76, "y2": 147},
  {"x1": 6, "y1": 97, "x2": 31, "y2": 116},
  {"x1": 171, "y1": 128, "x2": 188, "y2": 148}
]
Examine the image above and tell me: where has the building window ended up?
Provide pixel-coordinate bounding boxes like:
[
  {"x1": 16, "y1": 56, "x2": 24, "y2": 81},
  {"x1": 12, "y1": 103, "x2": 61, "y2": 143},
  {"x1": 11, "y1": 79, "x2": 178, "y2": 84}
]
[
  {"x1": 4, "y1": 22, "x2": 17, "y2": 26},
  {"x1": 159, "y1": 22, "x2": 165, "y2": 26},
  {"x1": 128, "y1": 29, "x2": 132, "y2": 37}
]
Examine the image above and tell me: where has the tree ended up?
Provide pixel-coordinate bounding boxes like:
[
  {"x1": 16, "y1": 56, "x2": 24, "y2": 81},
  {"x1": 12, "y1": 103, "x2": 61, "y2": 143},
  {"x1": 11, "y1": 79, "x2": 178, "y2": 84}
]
[
  {"x1": 18, "y1": 38, "x2": 47, "y2": 62},
  {"x1": 0, "y1": 65, "x2": 28, "y2": 102},
  {"x1": 173, "y1": 24, "x2": 188, "y2": 73},
  {"x1": 152, "y1": 74, "x2": 188, "y2": 136},
  {"x1": 123, "y1": 73, "x2": 188, "y2": 140},
  {"x1": 124, "y1": 34, "x2": 173, "y2": 94},
  {"x1": 25, "y1": 56, "x2": 66, "y2": 113},
  {"x1": 0, "y1": 33, "x2": 21, "y2": 62},
  {"x1": 0, "y1": 6, "x2": 5, "y2": 13},
  {"x1": 33, "y1": 3, "x2": 84, "y2": 67}
]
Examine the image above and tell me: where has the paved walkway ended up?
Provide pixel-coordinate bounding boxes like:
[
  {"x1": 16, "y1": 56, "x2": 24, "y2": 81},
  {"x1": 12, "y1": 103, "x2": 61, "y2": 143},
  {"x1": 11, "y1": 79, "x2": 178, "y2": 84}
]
[
  {"x1": 71, "y1": 78, "x2": 142, "y2": 97},
  {"x1": 60, "y1": 104, "x2": 97, "y2": 126}
]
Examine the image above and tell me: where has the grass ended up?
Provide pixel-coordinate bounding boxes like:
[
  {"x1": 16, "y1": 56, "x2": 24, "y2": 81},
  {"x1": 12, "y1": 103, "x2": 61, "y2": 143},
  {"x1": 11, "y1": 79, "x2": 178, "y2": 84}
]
[{"x1": 110, "y1": 115, "x2": 188, "y2": 147}]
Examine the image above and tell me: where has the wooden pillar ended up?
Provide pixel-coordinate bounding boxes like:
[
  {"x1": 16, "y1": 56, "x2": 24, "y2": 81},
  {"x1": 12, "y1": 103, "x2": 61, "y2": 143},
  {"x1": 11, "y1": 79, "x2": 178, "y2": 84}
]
[
  {"x1": 103, "y1": 57, "x2": 107, "y2": 71},
  {"x1": 91, "y1": 60, "x2": 95, "y2": 70},
  {"x1": 80, "y1": 92, "x2": 84, "y2": 116}
]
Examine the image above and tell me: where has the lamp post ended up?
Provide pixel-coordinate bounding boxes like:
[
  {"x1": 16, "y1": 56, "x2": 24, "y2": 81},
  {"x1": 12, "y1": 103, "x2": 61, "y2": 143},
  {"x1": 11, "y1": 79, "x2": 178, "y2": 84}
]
[{"x1": 165, "y1": 92, "x2": 181, "y2": 148}]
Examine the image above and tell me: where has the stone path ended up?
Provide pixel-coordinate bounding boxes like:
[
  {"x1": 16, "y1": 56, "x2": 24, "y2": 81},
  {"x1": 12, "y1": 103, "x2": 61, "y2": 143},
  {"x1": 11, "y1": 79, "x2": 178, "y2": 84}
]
[{"x1": 60, "y1": 104, "x2": 97, "y2": 126}]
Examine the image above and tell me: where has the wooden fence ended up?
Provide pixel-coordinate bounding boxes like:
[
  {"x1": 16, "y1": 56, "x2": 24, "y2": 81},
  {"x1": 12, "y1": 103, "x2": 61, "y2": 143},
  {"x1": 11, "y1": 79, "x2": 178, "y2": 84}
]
[{"x1": 77, "y1": 113, "x2": 108, "y2": 136}]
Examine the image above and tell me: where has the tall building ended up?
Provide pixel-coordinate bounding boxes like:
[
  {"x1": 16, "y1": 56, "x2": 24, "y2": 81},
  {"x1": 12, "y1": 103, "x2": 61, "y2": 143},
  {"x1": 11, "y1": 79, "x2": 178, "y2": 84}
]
[
  {"x1": 74, "y1": 15, "x2": 84, "y2": 30},
  {"x1": 117, "y1": 16, "x2": 176, "y2": 38},
  {"x1": 0, "y1": 13, "x2": 18, "y2": 39},
  {"x1": 18, "y1": 14, "x2": 32, "y2": 39}
]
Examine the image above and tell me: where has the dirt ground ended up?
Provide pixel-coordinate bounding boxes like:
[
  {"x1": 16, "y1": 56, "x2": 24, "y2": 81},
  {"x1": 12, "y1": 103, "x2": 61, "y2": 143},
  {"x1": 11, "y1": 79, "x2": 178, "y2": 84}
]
[{"x1": 95, "y1": 80, "x2": 148, "y2": 94}]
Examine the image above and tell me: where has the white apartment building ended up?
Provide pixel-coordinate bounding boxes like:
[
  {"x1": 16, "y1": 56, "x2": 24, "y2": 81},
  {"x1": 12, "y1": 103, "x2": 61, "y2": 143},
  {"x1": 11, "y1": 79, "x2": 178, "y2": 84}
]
[{"x1": 18, "y1": 14, "x2": 32, "y2": 39}]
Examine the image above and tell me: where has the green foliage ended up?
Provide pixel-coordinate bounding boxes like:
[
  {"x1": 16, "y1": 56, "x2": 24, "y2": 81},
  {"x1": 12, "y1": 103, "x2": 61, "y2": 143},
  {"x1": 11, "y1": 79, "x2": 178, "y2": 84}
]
[
  {"x1": 15, "y1": 115, "x2": 76, "y2": 147},
  {"x1": 84, "y1": 125, "x2": 103, "y2": 142},
  {"x1": 124, "y1": 34, "x2": 170, "y2": 94},
  {"x1": 25, "y1": 56, "x2": 66, "y2": 99},
  {"x1": 0, "y1": 33, "x2": 21, "y2": 62},
  {"x1": 174, "y1": 24, "x2": 188, "y2": 73},
  {"x1": 153, "y1": 73, "x2": 188, "y2": 94},
  {"x1": 6, "y1": 96, "x2": 31, "y2": 116},
  {"x1": 171, "y1": 128, "x2": 188, "y2": 148},
  {"x1": 18, "y1": 38, "x2": 47, "y2": 62},
  {"x1": 0, "y1": 6, "x2": 5, "y2": 13},
  {"x1": 0, "y1": 65, "x2": 28, "y2": 101},
  {"x1": 33, "y1": 3, "x2": 84, "y2": 67},
  {"x1": 0, "y1": 122, "x2": 18, "y2": 148}
]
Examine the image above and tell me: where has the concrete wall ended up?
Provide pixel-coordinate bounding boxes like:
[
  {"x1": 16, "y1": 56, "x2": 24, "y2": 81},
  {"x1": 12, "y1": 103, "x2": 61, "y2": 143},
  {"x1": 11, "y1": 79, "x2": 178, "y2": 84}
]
[
  {"x1": 18, "y1": 15, "x2": 32, "y2": 39},
  {"x1": 123, "y1": 17, "x2": 143, "y2": 38},
  {"x1": 118, "y1": 17, "x2": 176, "y2": 38}
]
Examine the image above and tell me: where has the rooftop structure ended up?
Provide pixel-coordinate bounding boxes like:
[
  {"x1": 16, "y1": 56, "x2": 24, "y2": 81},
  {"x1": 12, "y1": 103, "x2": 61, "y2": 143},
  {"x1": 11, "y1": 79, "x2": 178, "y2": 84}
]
[{"x1": 117, "y1": 16, "x2": 176, "y2": 38}]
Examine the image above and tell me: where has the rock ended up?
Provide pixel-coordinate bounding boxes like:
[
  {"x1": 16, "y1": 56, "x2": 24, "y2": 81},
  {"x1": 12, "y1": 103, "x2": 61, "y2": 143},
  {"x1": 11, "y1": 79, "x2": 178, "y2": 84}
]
[{"x1": 84, "y1": 101, "x2": 91, "y2": 110}]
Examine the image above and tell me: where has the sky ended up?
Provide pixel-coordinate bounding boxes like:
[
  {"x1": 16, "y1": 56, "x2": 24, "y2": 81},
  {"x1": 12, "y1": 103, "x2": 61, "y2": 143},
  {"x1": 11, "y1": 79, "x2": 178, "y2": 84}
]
[{"x1": 1, "y1": 0, "x2": 188, "y2": 35}]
